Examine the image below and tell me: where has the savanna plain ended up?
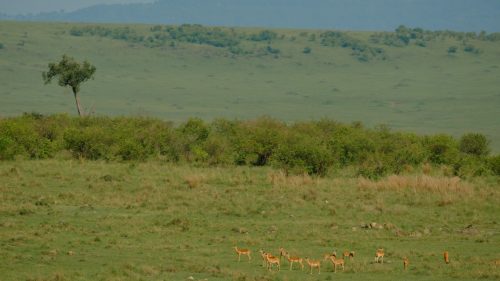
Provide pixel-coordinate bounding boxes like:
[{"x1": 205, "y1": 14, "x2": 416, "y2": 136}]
[{"x1": 0, "y1": 21, "x2": 500, "y2": 280}]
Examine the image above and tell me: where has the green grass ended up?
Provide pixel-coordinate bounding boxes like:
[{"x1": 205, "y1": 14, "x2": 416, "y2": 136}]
[
  {"x1": 0, "y1": 21, "x2": 500, "y2": 152},
  {"x1": 0, "y1": 160, "x2": 499, "y2": 280}
]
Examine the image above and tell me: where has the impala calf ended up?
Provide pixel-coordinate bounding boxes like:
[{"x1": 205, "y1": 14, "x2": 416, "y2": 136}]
[
  {"x1": 234, "y1": 246, "x2": 251, "y2": 262},
  {"x1": 305, "y1": 258, "x2": 321, "y2": 274}
]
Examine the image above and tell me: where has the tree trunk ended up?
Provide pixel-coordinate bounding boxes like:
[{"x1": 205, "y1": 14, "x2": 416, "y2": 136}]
[{"x1": 72, "y1": 88, "x2": 83, "y2": 116}]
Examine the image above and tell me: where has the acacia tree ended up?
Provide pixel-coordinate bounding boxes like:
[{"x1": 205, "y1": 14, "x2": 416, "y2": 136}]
[{"x1": 42, "y1": 54, "x2": 96, "y2": 116}]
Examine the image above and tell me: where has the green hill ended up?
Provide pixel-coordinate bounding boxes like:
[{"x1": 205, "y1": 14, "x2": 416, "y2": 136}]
[{"x1": 1, "y1": 21, "x2": 499, "y2": 150}]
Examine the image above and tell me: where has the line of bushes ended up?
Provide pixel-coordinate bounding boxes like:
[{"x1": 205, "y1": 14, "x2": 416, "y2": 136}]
[
  {"x1": 320, "y1": 31, "x2": 386, "y2": 61},
  {"x1": 1, "y1": 114, "x2": 498, "y2": 179},
  {"x1": 370, "y1": 25, "x2": 500, "y2": 48},
  {"x1": 69, "y1": 24, "x2": 282, "y2": 56}
]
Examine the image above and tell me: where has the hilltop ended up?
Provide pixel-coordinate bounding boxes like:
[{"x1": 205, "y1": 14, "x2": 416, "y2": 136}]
[{"x1": 2, "y1": 0, "x2": 500, "y2": 32}]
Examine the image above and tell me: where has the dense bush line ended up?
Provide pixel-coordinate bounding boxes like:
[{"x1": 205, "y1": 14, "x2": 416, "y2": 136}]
[
  {"x1": 68, "y1": 24, "x2": 499, "y2": 60},
  {"x1": 0, "y1": 114, "x2": 498, "y2": 178},
  {"x1": 69, "y1": 24, "x2": 281, "y2": 56}
]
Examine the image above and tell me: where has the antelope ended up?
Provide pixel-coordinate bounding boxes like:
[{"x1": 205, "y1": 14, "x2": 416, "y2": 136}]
[
  {"x1": 234, "y1": 246, "x2": 251, "y2": 262},
  {"x1": 259, "y1": 249, "x2": 268, "y2": 267},
  {"x1": 266, "y1": 254, "x2": 281, "y2": 271},
  {"x1": 323, "y1": 251, "x2": 337, "y2": 261},
  {"x1": 286, "y1": 253, "x2": 304, "y2": 271},
  {"x1": 305, "y1": 257, "x2": 321, "y2": 274},
  {"x1": 343, "y1": 251, "x2": 355, "y2": 261},
  {"x1": 375, "y1": 248, "x2": 384, "y2": 263},
  {"x1": 403, "y1": 257, "x2": 409, "y2": 270},
  {"x1": 329, "y1": 256, "x2": 345, "y2": 273},
  {"x1": 279, "y1": 247, "x2": 288, "y2": 263},
  {"x1": 443, "y1": 251, "x2": 449, "y2": 264}
]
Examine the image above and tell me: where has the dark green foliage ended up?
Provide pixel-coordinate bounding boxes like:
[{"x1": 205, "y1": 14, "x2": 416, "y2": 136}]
[
  {"x1": 265, "y1": 45, "x2": 280, "y2": 55},
  {"x1": 424, "y1": 134, "x2": 460, "y2": 165},
  {"x1": 0, "y1": 43, "x2": 4, "y2": 49},
  {"x1": 249, "y1": 30, "x2": 278, "y2": 42},
  {"x1": 0, "y1": 114, "x2": 59, "y2": 159},
  {"x1": 453, "y1": 155, "x2": 491, "y2": 178},
  {"x1": 273, "y1": 128, "x2": 332, "y2": 176},
  {"x1": 302, "y1": 47, "x2": 312, "y2": 54},
  {"x1": 0, "y1": 115, "x2": 497, "y2": 177},
  {"x1": 320, "y1": 31, "x2": 386, "y2": 61},
  {"x1": 371, "y1": 25, "x2": 498, "y2": 51},
  {"x1": 463, "y1": 44, "x2": 481, "y2": 54},
  {"x1": 42, "y1": 55, "x2": 96, "y2": 116},
  {"x1": 448, "y1": 46, "x2": 458, "y2": 54},
  {"x1": 488, "y1": 155, "x2": 500, "y2": 176},
  {"x1": 70, "y1": 25, "x2": 144, "y2": 42},
  {"x1": 459, "y1": 133, "x2": 490, "y2": 157}
]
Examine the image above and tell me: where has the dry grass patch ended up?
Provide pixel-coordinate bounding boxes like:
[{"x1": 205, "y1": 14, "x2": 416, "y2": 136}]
[
  {"x1": 184, "y1": 174, "x2": 207, "y2": 189},
  {"x1": 357, "y1": 175, "x2": 473, "y2": 195},
  {"x1": 268, "y1": 170, "x2": 319, "y2": 188}
]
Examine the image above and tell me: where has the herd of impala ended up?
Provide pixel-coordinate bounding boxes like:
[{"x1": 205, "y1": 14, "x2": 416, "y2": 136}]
[{"x1": 234, "y1": 246, "x2": 454, "y2": 274}]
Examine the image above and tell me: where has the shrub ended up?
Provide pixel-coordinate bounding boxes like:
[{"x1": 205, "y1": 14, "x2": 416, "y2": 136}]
[
  {"x1": 424, "y1": 134, "x2": 460, "y2": 165},
  {"x1": 488, "y1": 155, "x2": 500, "y2": 176},
  {"x1": 0, "y1": 116, "x2": 57, "y2": 159},
  {"x1": 303, "y1": 47, "x2": 312, "y2": 54},
  {"x1": 272, "y1": 133, "x2": 332, "y2": 176},
  {"x1": 63, "y1": 127, "x2": 112, "y2": 160},
  {"x1": 249, "y1": 30, "x2": 278, "y2": 42},
  {"x1": 235, "y1": 117, "x2": 285, "y2": 166},
  {"x1": 453, "y1": 155, "x2": 491, "y2": 178},
  {"x1": 459, "y1": 133, "x2": 490, "y2": 157},
  {"x1": 464, "y1": 44, "x2": 481, "y2": 54},
  {"x1": 357, "y1": 153, "x2": 390, "y2": 179},
  {"x1": 0, "y1": 135, "x2": 16, "y2": 160}
]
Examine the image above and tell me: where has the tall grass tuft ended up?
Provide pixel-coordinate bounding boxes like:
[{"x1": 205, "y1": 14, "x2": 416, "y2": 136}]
[{"x1": 357, "y1": 174, "x2": 473, "y2": 195}]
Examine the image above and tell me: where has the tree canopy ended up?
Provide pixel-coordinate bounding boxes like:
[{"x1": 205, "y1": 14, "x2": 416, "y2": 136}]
[{"x1": 42, "y1": 54, "x2": 96, "y2": 116}]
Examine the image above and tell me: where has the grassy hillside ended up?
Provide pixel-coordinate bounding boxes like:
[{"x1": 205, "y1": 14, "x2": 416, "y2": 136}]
[
  {"x1": 0, "y1": 160, "x2": 499, "y2": 280},
  {"x1": 0, "y1": 21, "x2": 499, "y2": 151}
]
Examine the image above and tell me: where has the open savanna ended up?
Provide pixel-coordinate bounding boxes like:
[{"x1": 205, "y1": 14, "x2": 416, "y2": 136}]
[
  {"x1": 1, "y1": 21, "x2": 500, "y2": 151},
  {"x1": 0, "y1": 159, "x2": 499, "y2": 280}
]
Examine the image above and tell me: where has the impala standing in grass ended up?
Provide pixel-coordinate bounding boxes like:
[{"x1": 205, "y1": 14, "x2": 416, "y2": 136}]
[{"x1": 234, "y1": 246, "x2": 251, "y2": 262}]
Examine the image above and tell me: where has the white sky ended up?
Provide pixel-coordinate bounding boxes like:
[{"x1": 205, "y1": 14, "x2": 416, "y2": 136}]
[{"x1": 0, "y1": 0, "x2": 154, "y2": 15}]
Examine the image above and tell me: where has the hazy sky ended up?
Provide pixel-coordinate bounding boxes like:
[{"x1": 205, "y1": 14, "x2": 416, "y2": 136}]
[{"x1": 0, "y1": 0, "x2": 154, "y2": 15}]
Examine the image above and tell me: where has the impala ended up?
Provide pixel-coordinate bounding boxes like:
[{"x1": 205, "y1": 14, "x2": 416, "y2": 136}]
[
  {"x1": 343, "y1": 251, "x2": 355, "y2": 260},
  {"x1": 403, "y1": 257, "x2": 409, "y2": 270},
  {"x1": 305, "y1": 257, "x2": 321, "y2": 274},
  {"x1": 329, "y1": 256, "x2": 345, "y2": 273},
  {"x1": 279, "y1": 247, "x2": 288, "y2": 262},
  {"x1": 323, "y1": 251, "x2": 337, "y2": 261},
  {"x1": 266, "y1": 254, "x2": 281, "y2": 271},
  {"x1": 444, "y1": 251, "x2": 449, "y2": 264},
  {"x1": 286, "y1": 253, "x2": 304, "y2": 271},
  {"x1": 259, "y1": 249, "x2": 268, "y2": 267},
  {"x1": 234, "y1": 246, "x2": 251, "y2": 262},
  {"x1": 375, "y1": 248, "x2": 384, "y2": 263}
]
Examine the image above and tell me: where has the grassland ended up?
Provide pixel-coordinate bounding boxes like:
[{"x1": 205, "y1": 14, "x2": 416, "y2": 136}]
[
  {"x1": 0, "y1": 21, "x2": 500, "y2": 151},
  {"x1": 0, "y1": 160, "x2": 499, "y2": 280}
]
